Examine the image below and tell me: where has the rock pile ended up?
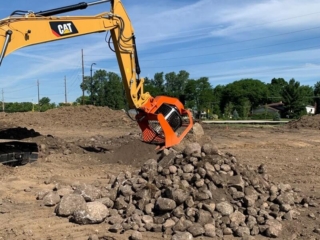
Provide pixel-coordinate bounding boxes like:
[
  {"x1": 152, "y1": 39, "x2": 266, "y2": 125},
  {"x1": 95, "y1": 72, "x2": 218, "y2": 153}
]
[{"x1": 38, "y1": 142, "x2": 307, "y2": 239}]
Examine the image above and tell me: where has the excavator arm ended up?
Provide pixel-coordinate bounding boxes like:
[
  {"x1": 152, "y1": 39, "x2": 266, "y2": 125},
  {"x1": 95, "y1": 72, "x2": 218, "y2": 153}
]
[{"x1": 0, "y1": 0, "x2": 193, "y2": 149}]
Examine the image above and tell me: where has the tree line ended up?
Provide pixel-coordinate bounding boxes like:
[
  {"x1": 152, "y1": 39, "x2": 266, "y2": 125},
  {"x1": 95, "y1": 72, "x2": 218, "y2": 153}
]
[
  {"x1": 77, "y1": 69, "x2": 320, "y2": 119},
  {"x1": 3, "y1": 69, "x2": 320, "y2": 119},
  {"x1": 143, "y1": 71, "x2": 319, "y2": 119}
]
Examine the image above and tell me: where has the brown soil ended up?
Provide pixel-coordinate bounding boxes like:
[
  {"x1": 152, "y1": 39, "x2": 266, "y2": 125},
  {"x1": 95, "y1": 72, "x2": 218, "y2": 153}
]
[
  {"x1": 288, "y1": 114, "x2": 320, "y2": 130},
  {"x1": 0, "y1": 108, "x2": 320, "y2": 240}
]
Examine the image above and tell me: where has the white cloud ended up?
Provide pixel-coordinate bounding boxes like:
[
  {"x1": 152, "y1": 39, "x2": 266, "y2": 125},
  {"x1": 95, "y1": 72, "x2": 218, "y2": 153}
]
[{"x1": 210, "y1": 0, "x2": 320, "y2": 38}]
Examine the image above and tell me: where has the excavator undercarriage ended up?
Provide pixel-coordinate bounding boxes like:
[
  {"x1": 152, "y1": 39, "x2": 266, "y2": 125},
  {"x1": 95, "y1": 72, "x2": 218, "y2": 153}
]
[{"x1": 0, "y1": 140, "x2": 38, "y2": 165}]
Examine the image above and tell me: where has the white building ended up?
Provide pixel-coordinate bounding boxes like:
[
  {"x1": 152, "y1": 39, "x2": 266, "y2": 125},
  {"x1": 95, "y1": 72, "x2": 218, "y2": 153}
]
[{"x1": 306, "y1": 105, "x2": 315, "y2": 115}]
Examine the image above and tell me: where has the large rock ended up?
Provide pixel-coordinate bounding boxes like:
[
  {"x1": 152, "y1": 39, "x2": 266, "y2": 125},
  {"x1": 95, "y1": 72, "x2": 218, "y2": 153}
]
[
  {"x1": 172, "y1": 232, "x2": 193, "y2": 240},
  {"x1": 192, "y1": 123, "x2": 204, "y2": 139},
  {"x1": 165, "y1": 188, "x2": 189, "y2": 205},
  {"x1": 73, "y1": 183, "x2": 101, "y2": 202},
  {"x1": 216, "y1": 202, "x2": 234, "y2": 216},
  {"x1": 276, "y1": 192, "x2": 295, "y2": 205},
  {"x1": 201, "y1": 143, "x2": 220, "y2": 155},
  {"x1": 234, "y1": 226, "x2": 250, "y2": 237},
  {"x1": 43, "y1": 192, "x2": 60, "y2": 206},
  {"x1": 72, "y1": 202, "x2": 109, "y2": 224},
  {"x1": 55, "y1": 194, "x2": 87, "y2": 217},
  {"x1": 57, "y1": 187, "x2": 74, "y2": 197},
  {"x1": 155, "y1": 198, "x2": 176, "y2": 211},
  {"x1": 183, "y1": 143, "x2": 201, "y2": 157},
  {"x1": 141, "y1": 159, "x2": 158, "y2": 173},
  {"x1": 173, "y1": 217, "x2": 193, "y2": 232},
  {"x1": 265, "y1": 219, "x2": 282, "y2": 238},
  {"x1": 95, "y1": 197, "x2": 114, "y2": 208},
  {"x1": 163, "y1": 219, "x2": 175, "y2": 229},
  {"x1": 230, "y1": 210, "x2": 246, "y2": 226},
  {"x1": 130, "y1": 231, "x2": 143, "y2": 240},
  {"x1": 188, "y1": 223, "x2": 205, "y2": 237},
  {"x1": 196, "y1": 210, "x2": 212, "y2": 225},
  {"x1": 204, "y1": 223, "x2": 216, "y2": 237},
  {"x1": 228, "y1": 175, "x2": 245, "y2": 192}
]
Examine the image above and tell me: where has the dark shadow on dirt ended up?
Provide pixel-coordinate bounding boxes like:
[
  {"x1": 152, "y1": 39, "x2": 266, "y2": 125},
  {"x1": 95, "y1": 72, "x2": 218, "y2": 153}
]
[
  {"x1": 79, "y1": 146, "x2": 110, "y2": 153},
  {"x1": 0, "y1": 127, "x2": 41, "y2": 140}
]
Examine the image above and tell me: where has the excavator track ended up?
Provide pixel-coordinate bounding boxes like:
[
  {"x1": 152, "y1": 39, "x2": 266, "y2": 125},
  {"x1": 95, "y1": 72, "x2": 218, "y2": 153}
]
[{"x1": 0, "y1": 140, "x2": 38, "y2": 165}]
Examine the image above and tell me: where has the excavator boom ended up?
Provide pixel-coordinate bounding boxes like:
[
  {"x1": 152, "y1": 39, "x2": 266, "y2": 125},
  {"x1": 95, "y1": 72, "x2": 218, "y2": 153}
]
[{"x1": 0, "y1": 0, "x2": 193, "y2": 151}]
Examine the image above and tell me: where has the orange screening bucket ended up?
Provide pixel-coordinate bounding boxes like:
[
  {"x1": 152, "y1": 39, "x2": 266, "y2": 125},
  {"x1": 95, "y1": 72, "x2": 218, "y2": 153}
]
[{"x1": 136, "y1": 96, "x2": 193, "y2": 149}]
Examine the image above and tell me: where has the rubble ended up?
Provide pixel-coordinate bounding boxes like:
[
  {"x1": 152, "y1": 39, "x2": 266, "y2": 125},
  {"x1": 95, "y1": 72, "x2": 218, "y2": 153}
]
[{"x1": 37, "y1": 140, "x2": 307, "y2": 238}]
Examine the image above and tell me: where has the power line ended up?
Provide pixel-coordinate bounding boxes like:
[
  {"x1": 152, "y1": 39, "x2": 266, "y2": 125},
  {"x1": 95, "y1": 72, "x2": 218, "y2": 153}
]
[
  {"x1": 86, "y1": 25, "x2": 320, "y2": 56},
  {"x1": 199, "y1": 64, "x2": 317, "y2": 80},
  {"x1": 139, "y1": 36, "x2": 320, "y2": 62},
  {"x1": 142, "y1": 43, "x2": 320, "y2": 69},
  {"x1": 5, "y1": 84, "x2": 36, "y2": 93},
  {"x1": 137, "y1": 10, "x2": 320, "y2": 43}
]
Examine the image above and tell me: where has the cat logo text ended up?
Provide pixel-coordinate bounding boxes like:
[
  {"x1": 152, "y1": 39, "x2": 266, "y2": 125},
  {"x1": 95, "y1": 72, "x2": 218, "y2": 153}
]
[{"x1": 50, "y1": 22, "x2": 79, "y2": 37}]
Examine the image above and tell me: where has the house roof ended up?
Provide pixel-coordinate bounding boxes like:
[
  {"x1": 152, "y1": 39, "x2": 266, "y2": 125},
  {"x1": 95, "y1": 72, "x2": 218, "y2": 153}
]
[
  {"x1": 266, "y1": 101, "x2": 284, "y2": 107},
  {"x1": 252, "y1": 106, "x2": 279, "y2": 113}
]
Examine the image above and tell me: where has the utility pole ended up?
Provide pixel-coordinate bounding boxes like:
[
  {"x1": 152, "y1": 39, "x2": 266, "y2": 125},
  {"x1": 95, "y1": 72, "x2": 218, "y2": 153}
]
[
  {"x1": 64, "y1": 76, "x2": 67, "y2": 103},
  {"x1": 81, "y1": 49, "x2": 85, "y2": 105},
  {"x1": 37, "y1": 79, "x2": 40, "y2": 111},
  {"x1": 1, "y1": 89, "x2": 4, "y2": 112},
  {"x1": 90, "y1": 62, "x2": 96, "y2": 105}
]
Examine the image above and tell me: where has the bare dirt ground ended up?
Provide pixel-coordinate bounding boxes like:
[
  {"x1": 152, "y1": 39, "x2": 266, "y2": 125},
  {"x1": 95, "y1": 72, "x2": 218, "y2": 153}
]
[{"x1": 0, "y1": 106, "x2": 320, "y2": 240}]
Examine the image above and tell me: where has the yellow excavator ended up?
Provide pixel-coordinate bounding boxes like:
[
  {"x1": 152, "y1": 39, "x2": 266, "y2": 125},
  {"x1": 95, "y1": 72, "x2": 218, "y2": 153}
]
[{"x1": 0, "y1": 0, "x2": 193, "y2": 164}]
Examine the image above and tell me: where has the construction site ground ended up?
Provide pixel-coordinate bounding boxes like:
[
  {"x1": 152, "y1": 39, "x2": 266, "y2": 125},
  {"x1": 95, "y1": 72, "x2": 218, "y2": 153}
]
[{"x1": 0, "y1": 106, "x2": 320, "y2": 240}]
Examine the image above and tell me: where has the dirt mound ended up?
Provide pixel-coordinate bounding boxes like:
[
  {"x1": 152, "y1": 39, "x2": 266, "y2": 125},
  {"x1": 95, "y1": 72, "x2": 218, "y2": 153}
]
[
  {"x1": 30, "y1": 131, "x2": 159, "y2": 167},
  {"x1": 0, "y1": 106, "x2": 159, "y2": 168},
  {"x1": 288, "y1": 115, "x2": 320, "y2": 130},
  {"x1": 0, "y1": 105, "x2": 136, "y2": 129}
]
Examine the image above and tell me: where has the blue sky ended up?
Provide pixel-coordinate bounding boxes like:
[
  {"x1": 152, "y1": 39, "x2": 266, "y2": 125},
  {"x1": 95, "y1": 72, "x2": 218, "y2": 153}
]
[{"x1": 1, "y1": 0, "x2": 320, "y2": 104}]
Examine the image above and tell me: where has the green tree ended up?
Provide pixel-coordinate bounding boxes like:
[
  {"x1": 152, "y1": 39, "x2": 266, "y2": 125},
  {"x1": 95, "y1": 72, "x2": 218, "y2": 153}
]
[
  {"x1": 184, "y1": 77, "x2": 214, "y2": 113},
  {"x1": 314, "y1": 81, "x2": 320, "y2": 114},
  {"x1": 38, "y1": 97, "x2": 55, "y2": 112},
  {"x1": 196, "y1": 77, "x2": 213, "y2": 112},
  {"x1": 267, "y1": 78, "x2": 287, "y2": 103},
  {"x1": 80, "y1": 69, "x2": 125, "y2": 109},
  {"x1": 300, "y1": 85, "x2": 314, "y2": 106},
  {"x1": 223, "y1": 102, "x2": 233, "y2": 119},
  {"x1": 80, "y1": 76, "x2": 95, "y2": 104},
  {"x1": 153, "y1": 72, "x2": 165, "y2": 95},
  {"x1": 80, "y1": 70, "x2": 105, "y2": 105},
  {"x1": 76, "y1": 95, "x2": 90, "y2": 105},
  {"x1": 5, "y1": 102, "x2": 33, "y2": 112},
  {"x1": 212, "y1": 85, "x2": 224, "y2": 117},
  {"x1": 94, "y1": 70, "x2": 108, "y2": 106},
  {"x1": 241, "y1": 98, "x2": 251, "y2": 119},
  {"x1": 232, "y1": 109, "x2": 239, "y2": 120},
  {"x1": 185, "y1": 79, "x2": 197, "y2": 109},
  {"x1": 104, "y1": 72, "x2": 125, "y2": 109},
  {"x1": 165, "y1": 70, "x2": 189, "y2": 98},
  {"x1": 221, "y1": 79, "x2": 268, "y2": 116},
  {"x1": 39, "y1": 97, "x2": 50, "y2": 105},
  {"x1": 281, "y1": 78, "x2": 305, "y2": 118},
  {"x1": 144, "y1": 72, "x2": 166, "y2": 97}
]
